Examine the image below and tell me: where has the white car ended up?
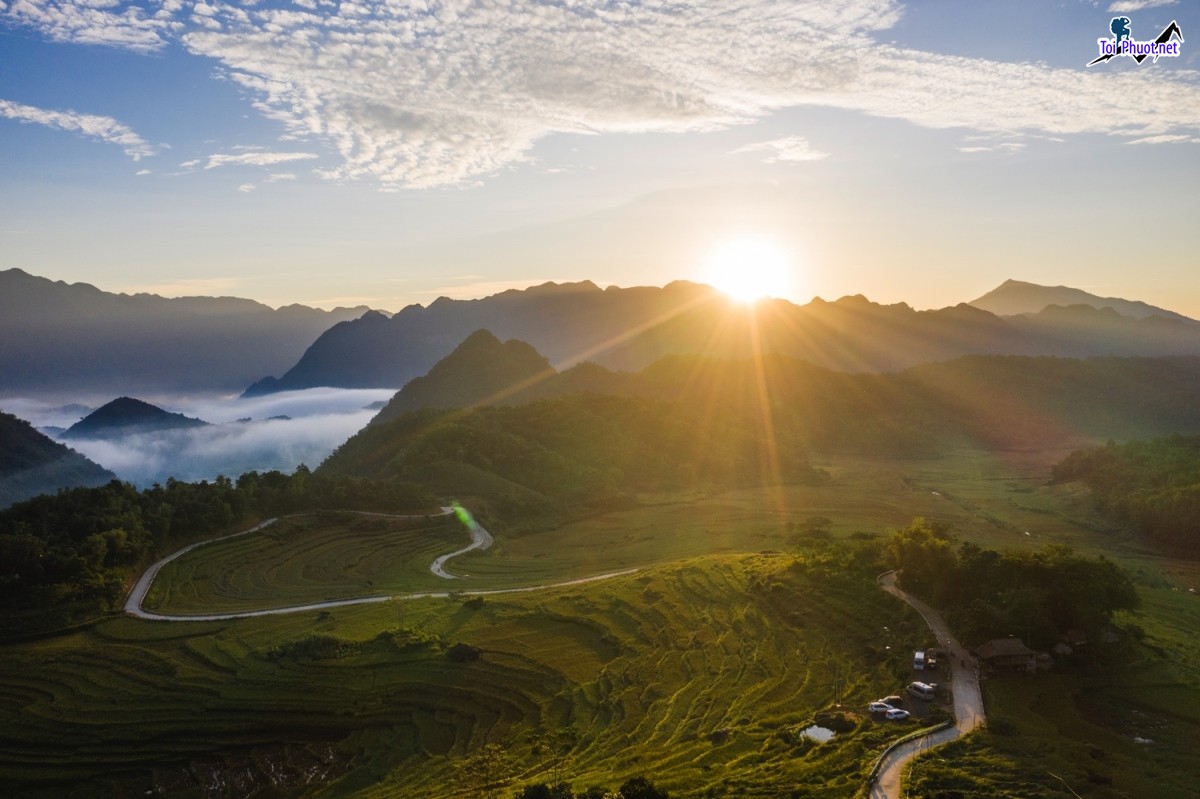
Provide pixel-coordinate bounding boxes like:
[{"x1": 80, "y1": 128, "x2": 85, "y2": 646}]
[
  {"x1": 868, "y1": 701, "x2": 893, "y2": 713},
  {"x1": 885, "y1": 708, "x2": 911, "y2": 721}
]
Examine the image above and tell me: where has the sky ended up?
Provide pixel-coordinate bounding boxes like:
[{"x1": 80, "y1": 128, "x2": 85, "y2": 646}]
[{"x1": 2, "y1": 0, "x2": 1199, "y2": 315}]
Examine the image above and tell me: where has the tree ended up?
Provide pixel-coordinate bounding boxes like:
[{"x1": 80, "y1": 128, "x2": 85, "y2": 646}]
[
  {"x1": 885, "y1": 518, "x2": 957, "y2": 603},
  {"x1": 459, "y1": 743, "x2": 514, "y2": 799},
  {"x1": 618, "y1": 776, "x2": 669, "y2": 799},
  {"x1": 514, "y1": 784, "x2": 573, "y2": 799},
  {"x1": 529, "y1": 726, "x2": 577, "y2": 790}
]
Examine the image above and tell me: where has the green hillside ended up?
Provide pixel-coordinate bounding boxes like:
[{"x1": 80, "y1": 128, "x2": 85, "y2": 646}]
[
  {"x1": 327, "y1": 355, "x2": 1200, "y2": 530},
  {"x1": 0, "y1": 410, "x2": 114, "y2": 507}
]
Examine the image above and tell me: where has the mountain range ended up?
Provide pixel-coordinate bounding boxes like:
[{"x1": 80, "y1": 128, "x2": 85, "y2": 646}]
[
  {"x1": 0, "y1": 269, "x2": 369, "y2": 395},
  {"x1": 249, "y1": 279, "x2": 1200, "y2": 395},
  {"x1": 359, "y1": 329, "x2": 1200, "y2": 451},
  {"x1": 5, "y1": 269, "x2": 1197, "y2": 401},
  {"x1": 0, "y1": 412, "x2": 114, "y2": 507}
]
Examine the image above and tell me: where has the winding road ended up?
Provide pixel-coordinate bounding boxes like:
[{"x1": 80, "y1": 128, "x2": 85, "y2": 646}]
[
  {"x1": 122, "y1": 506, "x2": 609, "y2": 622},
  {"x1": 429, "y1": 504, "x2": 494, "y2": 578},
  {"x1": 868, "y1": 571, "x2": 986, "y2": 799},
  {"x1": 123, "y1": 508, "x2": 978, "y2": 794}
]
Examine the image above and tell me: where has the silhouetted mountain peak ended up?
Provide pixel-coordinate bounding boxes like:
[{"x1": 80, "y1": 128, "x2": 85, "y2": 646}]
[
  {"x1": 970, "y1": 279, "x2": 1193, "y2": 323},
  {"x1": 370, "y1": 330, "x2": 555, "y2": 425},
  {"x1": 458, "y1": 329, "x2": 503, "y2": 348},
  {"x1": 63, "y1": 397, "x2": 209, "y2": 439},
  {"x1": 523, "y1": 280, "x2": 602, "y2": 296}
]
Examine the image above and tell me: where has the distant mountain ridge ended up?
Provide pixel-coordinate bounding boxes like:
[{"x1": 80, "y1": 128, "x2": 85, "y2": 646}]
[
  {"x1": 0, "y1": 412, "x2": 114, "y2": 507},
  {"x1": 250, "y1": 279, "x2": 1200, "y2": 394},
  {"x1": 62, "y1": 397, "x2": 209, "y2": 439},
  {"x1": 969, "y1": 279, "x2": 1193, "y2": 322},
  {"x1": 0, "y1": 268, "x2": 371, "y2": 394},
  {"x1": 243, "y1": 279, "x2": 692, "y2": 394}
]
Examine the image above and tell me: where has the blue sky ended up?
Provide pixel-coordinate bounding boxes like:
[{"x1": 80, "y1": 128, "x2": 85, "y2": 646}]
[{"x1": 2, "y1": 0, "x2": 1198, "y2": 314}]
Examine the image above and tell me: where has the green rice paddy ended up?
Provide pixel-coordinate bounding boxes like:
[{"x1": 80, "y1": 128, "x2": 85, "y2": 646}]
[{"x1": 2, "y1": 450, "x2": 1198, "y2": 797}]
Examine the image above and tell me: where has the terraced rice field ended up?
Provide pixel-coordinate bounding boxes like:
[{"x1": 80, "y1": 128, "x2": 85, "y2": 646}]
[
  {"x1": 145, "y1": 512, "x2": 467, "y2": 613},
  {"x1": 0, "y1": 554, "x2": 930, "y2": 798},
  {"x1": 5, "y1": 451, "x2": 1198, "y2": 797}
]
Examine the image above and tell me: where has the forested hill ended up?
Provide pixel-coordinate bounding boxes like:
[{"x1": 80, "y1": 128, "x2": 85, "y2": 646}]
[
  {"x1": 368, "y1": 343, "x2": 1200, "y2": 452},
  {"x1": 370, "y1": 329, "x2": 555, "y2": 426},
  {"x1": 328, "y1": 353, "x2": 1200, "y2": 526},
  {"x1": 325, "y1": 394, "x2": 829, "y2": 522},
  {"x1": 0, "y1": 412, "x2": 114, "y2": 508},
  {"x1": 1053, "y1": 435, "x2": 1200, "y2": 557}
]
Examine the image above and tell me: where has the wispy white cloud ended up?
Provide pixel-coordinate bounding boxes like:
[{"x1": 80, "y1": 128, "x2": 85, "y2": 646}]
[
  {"x1": 1126, "y1": 133, "x2": 1199, "y2": 145},
  {"x1": 1, "y1": 0, "x2": 182, "y2": 52},
  {"x1": 205, "y1": 151, "x2": 319, "y2": 169},
  {"x1": 1108, "y1": 0, "x2": 1177, "y2": 13},
  {"x1": 731, "y1": 136, "x2": 829, "y2": 163},
  {"x1": 0, "y1": 98, "x2": 158, "y2": 160},
  {"x1": 8, "y1": 1, "x2": 1200, "y2": 188},
  {"x1": 956, "y1": 133, "x2": 1026, "y2": 154},
  {"x1": 136, "y1": 168, "x2": 152, "y2": 176},
  {"x1": 266, "y1": 172, "x2": 297, "y2": 182},
  {"x1": 174, "y1": 1, "x2": 1200, "y2": 188},
  {"x1": 237, "y1": 182, "x2": 256, "y2": 192}
]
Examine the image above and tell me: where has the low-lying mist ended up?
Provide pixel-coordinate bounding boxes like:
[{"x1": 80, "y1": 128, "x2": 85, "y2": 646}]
[{"x1": 5, "y1": 388, "x2": 396, "y2": 487}]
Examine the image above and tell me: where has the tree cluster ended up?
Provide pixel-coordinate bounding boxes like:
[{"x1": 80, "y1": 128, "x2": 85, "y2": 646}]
[
  {"x1": 1053, "y1": 434, "x2": 1200, "y2": 557},
  {"x1": 0, "y1": 468, "x2": 435, "y2": 636},
  {"x1": 514, "y1": 776, "x2": 668, "y2": 799},
  {"x1": 886, "y1": 519, "x2": 1139, "y2": 649}
]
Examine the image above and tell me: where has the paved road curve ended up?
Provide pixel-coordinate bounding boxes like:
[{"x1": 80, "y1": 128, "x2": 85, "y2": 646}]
[
  {"x1": 429, "y1": 503, "x2": 494, "y2": 579},
  {"x1": 123, "y1": 507, "x2": 629, "y2": 621},
  {"x1": 868, "y1": 571, "x2": 986, "y2": 799}
]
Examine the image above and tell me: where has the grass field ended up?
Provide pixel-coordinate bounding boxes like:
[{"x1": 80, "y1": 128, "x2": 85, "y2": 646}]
[{"x1": 3, "y1": 448, "x2": 1199, "y2": 797}]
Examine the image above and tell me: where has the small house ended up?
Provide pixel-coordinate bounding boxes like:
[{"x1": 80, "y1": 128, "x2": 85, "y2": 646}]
[{"x1": 973, "y1": 638, "x2": 1039, "y2": 673}]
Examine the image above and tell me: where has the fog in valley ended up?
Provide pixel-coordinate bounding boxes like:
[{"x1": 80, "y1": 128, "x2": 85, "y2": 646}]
[{"x1": 4, "y1": 388, "x2": 396, "y2": 487}]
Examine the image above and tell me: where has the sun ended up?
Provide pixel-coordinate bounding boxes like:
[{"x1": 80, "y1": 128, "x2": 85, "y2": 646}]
[{"x1": 701, "y1": 235, "x2": 794, "y2": 303}]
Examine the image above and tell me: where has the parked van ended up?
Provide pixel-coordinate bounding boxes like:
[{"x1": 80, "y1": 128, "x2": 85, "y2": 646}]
[
  {"x1": 907, "y1": 681, "x2": 937, "y2": 701},
  {"x1": 913, "y1": 650, "x2": 926, "y2": 670}
]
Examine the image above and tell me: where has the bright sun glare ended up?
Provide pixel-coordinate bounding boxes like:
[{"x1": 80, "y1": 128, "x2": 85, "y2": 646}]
[{"x1": 702, "y1": 236, "x2": 794, "y2": 303}]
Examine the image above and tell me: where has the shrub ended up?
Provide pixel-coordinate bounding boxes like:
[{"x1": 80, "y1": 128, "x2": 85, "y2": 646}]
[{"x1": 447, "y1": 642, "x2": 482, "y2": 662}]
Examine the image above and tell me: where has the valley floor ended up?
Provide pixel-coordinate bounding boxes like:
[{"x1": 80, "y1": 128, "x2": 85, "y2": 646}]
[{"x1": 2, "y1": 449, "x2": 1198, "y2": 798}]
